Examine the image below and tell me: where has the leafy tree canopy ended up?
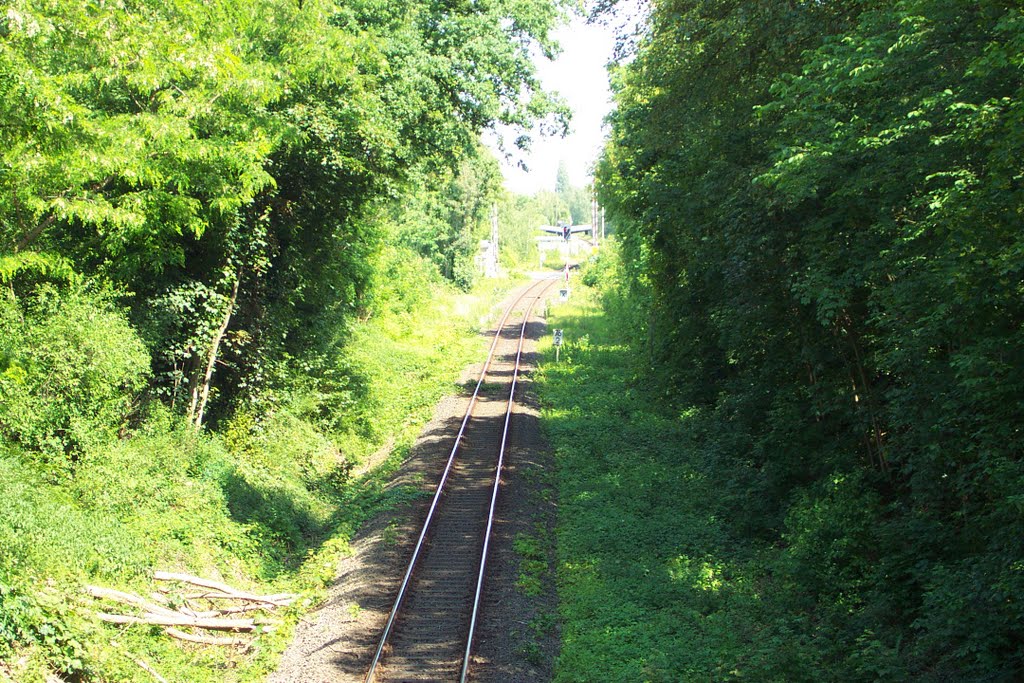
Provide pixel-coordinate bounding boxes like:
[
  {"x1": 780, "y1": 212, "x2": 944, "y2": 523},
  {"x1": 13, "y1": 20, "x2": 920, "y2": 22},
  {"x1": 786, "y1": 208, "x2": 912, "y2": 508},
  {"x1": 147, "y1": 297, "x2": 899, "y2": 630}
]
[
  {"x1": 597, "y1": 0, "x2": 1024, "y2": 677},
  {"x1": 1, "y1": 0, "x2": 574, "y2": 426}
]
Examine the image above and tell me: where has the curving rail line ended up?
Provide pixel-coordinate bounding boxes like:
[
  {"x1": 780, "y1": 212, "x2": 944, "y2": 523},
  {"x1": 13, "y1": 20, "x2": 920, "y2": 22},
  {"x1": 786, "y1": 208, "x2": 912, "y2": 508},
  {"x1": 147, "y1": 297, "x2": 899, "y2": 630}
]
[{"x1": 364, "y1": 276, "x2": 557, "y2": 683}]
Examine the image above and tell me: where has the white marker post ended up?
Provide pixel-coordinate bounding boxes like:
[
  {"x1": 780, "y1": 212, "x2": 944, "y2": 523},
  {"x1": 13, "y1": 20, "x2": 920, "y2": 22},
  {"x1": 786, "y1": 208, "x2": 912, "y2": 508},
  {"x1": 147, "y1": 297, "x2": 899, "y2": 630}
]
[{"x1": 553, "y1": 328, "x2": 563, "y2": 362}]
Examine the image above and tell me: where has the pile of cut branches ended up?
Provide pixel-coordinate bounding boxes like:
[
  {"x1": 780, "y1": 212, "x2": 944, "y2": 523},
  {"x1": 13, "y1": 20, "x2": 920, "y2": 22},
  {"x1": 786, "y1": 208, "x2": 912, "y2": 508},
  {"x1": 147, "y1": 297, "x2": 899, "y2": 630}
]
[{"x1": 87, "y1": 571, "x2": 296, "y2": 648}]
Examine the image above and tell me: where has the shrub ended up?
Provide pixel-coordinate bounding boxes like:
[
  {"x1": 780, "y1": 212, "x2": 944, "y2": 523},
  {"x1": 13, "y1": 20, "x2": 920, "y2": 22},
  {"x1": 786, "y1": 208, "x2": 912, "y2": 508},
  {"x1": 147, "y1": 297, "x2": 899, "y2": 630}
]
[
  {"x1": 0, "y1": 574, "x2": 88, "y2": 679},
  {"x1": 0, "y1": 284, "x2": 150, "y2": 475}
]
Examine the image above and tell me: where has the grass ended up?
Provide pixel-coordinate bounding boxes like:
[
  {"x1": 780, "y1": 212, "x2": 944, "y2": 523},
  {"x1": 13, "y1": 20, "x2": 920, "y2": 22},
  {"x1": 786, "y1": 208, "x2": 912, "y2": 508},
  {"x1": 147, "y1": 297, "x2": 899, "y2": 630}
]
[
  {"x1": 537, "y1": 283, "x2": 784, "y2": 683},
  {"x1": 507, "y1": 435, "x2": 558, "y2": 673},
  {"x1": 513, "y1": 530, "x2": 548, "y2": 597}
]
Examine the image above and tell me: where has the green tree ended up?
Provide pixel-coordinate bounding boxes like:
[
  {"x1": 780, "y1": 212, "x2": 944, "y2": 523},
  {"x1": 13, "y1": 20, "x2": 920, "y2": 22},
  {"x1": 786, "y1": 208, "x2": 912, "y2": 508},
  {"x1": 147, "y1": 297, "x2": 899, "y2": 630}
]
[
  {"x1": 556, "y1": 160, "x2": 572, "y2": 194},
  {"x1": 1, "y1": 0, "x2": 574, "y2": 427},
  {"x1": 391, "y1": 146, "x2": 503, "y2": 288},
  {"x1": 597, "y1": 0, "x2": 1024, "y2": 677},
  {"x1": 554, "y1": 160, "x2": 591, "y2": 224}
]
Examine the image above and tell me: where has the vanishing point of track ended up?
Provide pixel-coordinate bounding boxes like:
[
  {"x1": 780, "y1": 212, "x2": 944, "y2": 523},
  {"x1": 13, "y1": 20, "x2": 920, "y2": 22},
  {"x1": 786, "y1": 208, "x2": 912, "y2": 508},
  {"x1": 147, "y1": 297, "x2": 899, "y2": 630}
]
[{"x1": 364, "y1": 276, "x2": 557, "y2": 683}]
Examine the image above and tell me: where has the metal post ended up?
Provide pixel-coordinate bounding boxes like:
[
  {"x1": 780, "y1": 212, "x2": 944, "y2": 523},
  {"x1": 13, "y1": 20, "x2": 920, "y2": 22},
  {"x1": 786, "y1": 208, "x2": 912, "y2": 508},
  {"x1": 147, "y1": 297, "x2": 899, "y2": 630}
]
[
  {"x1": 491, "y1": 203, "x2": 498, "y2": 252},
  {"x1": 490, "y1": 203, "x2": 499, "y2": 277}
]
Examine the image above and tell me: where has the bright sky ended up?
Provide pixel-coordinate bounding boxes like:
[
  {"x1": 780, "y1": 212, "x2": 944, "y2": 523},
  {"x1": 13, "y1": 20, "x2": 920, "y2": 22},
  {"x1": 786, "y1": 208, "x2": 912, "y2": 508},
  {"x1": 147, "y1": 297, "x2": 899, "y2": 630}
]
[{"x1": 489, "y1": 11, "x2": 621, "y2": 196}]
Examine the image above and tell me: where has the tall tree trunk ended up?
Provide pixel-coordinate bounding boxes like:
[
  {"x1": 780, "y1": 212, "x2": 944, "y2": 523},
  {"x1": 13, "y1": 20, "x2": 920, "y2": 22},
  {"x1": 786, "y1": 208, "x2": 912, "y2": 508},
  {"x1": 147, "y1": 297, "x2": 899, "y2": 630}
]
[
  {"x1": 190, "y1": 272, "x2": 241, "y2": 431},
  {"x1": 840, "y1": 312, "x2": 890, "y2": 476}
]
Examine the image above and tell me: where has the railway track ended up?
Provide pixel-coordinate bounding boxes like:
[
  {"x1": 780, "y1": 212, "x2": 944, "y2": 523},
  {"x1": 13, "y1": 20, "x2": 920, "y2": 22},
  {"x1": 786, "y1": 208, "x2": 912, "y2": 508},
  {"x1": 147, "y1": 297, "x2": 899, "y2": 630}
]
[{"x1": 364, "y1": 277, "x2": 557, "y2": 683}]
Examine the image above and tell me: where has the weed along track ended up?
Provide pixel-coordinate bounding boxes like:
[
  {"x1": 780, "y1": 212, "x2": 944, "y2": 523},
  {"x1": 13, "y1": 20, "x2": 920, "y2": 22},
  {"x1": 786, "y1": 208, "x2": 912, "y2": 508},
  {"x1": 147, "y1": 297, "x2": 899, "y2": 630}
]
[{"x1": 364, "y1": 277, "x2": 557, "y2": 683}]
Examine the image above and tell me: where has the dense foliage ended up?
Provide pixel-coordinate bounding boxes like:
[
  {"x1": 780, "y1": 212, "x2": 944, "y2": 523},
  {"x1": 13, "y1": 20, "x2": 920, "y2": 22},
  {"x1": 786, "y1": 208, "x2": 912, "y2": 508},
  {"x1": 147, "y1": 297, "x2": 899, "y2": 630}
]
[
  {"x1": 0, "y1": 0, "x2": 572, "y2": 678},
  {"x1": 1, "y1": 0, "x2": 569, "y2": 432},
  {"x1": 596, "y1": 0, "x2": 1024, "y2": 679}
]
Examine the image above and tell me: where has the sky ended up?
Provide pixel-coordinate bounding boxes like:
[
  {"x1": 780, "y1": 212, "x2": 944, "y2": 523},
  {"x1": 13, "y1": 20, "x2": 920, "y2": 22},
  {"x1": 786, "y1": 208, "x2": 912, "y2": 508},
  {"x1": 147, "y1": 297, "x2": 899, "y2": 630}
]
[{"x1": 488, "y1": 11, "x2": 622, "y2": 196}]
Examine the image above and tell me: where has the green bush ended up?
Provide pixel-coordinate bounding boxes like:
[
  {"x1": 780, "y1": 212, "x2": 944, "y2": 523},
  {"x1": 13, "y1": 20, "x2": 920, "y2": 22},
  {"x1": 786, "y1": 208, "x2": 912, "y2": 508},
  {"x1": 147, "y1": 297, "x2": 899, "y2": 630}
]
[
  {"x1": 0, "y1": 452, "x2": 151, "y2": 581},
  {"x1": 225, "y1": 408, "x2": 347, "y2": 487},
  {"x1": 365, "y1": 246, "x2": 443, "y2": 318},
  {"x1": 0, "y1": 285, "x2": 150, "y2": 475},
  {"x1": 0, "y1": 574, "x2": 89, "y2": 679}
]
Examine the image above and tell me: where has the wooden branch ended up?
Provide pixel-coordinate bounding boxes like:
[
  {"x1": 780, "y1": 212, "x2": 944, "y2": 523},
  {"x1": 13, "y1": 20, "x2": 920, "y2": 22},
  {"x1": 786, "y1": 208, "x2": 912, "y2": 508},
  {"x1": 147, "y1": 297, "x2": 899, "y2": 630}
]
[
  {"x1": 14, "y1": 214, "x2": 56, "y2": 253},
  {"x1": 88, "y1": 574, "x2": 294, "y2": 649},
  {"x1": 164, "y1": 628, "x2": 246, "y2": 647},
  {"x1": 132, "y1": 658, "x2": 168, "y2": 683},
  {"x1": 175, "y1": 605, "x2": 203, "y2": 619},
  {"x1": 85, "y1": 586, "x2": 181, "y2": 619},
  {"x1": 149, "y1": 592, "x2": 171, "y2": 606},
  {"x1": 184, "y1": 591, "x2": 234, "y2": 601},
  {"x1": 185, "y1": 591, "x2": 293, "y2": 606},
  {"x1": 155, "y1": 571, "x2": 247, "y2": 595},
  {"x1": 154, "y1": 571, "x2": 294, "y2": 605},
  {"x1": 14, "y1": 175, "x2": 116, "y2": 252},
  {"x1": 186, "y1": 603, "x2": 281, "y2": 618},
  {"x1": 97, "y1": 612, "x2": 255, "y2": 631}
]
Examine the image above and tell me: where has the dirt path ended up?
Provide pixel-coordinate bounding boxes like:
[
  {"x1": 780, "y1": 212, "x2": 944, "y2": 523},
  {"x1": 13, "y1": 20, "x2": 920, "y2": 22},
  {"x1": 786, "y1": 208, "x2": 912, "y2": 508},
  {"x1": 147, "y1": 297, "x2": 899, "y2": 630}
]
[{"x1": 269, "y1": 281, "x2": 559, "y2": 683}]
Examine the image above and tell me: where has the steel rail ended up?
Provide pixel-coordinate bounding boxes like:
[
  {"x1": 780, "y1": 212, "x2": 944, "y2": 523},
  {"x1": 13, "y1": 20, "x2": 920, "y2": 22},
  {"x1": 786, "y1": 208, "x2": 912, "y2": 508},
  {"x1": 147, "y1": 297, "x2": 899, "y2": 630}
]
[
  {"x1": 364, "y1": 277, "x2": 554, "y2": 683},
  {"x1": 459, "y1": 276, "x2": 553, "y2": 682}
]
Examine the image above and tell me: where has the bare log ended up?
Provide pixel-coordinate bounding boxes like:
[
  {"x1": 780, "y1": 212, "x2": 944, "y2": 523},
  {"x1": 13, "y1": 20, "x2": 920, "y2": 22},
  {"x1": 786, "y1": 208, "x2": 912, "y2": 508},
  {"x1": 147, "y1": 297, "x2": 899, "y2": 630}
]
[
  {"x1": 185, "y1": 591, "x2": 293, "y2": 607},
  {"x1": 184, "y1": 591, "x2": 232, "y2": 601},
  {"x1": 175, "y1": 605, "x2": 203, "y2": 619},
  {"x1": 185, "y1": 603, "x2": 280, "y2": 619},
  {"x1": 154, "y1": 571, "x2": 294, "y2": 605},
  {"x1": 164, "y1": 628, "x2": 245, "y2": 647},
  {"x1": 85, "y1": 586, "x2": 182, "y2": 619},
  {"x1": 96, "y1": 612, "x2": 255, "y2": 631}
]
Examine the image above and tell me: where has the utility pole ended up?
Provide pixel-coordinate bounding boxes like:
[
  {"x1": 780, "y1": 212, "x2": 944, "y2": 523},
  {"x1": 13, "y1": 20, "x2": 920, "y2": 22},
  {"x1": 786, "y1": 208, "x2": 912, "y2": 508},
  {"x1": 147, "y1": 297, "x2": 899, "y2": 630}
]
[
  {"x1": 488, "y1": 203, "x2": 499, "y2": 278},
  {"x1": 491, "y1": 203, "x2": 498, "y2": 252}
]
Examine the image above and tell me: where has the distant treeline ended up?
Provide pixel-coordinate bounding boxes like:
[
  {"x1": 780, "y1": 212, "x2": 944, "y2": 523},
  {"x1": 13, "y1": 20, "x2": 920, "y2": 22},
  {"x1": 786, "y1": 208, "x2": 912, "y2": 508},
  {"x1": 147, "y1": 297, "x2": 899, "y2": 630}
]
[{"x1": 598, "y1": 0, "x2": 1023, "y2": 678}]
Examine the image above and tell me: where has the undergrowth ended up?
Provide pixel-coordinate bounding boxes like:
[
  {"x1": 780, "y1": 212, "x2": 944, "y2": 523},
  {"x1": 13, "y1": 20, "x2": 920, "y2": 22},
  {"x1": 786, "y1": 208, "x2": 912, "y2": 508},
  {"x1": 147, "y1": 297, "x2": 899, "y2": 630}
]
[
  {"x1": 0, "y1": 273, "x2": 512, "y2": 682},
  {"x1": 538, "y1": 265, "x2": 810, "y2": 682}
]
